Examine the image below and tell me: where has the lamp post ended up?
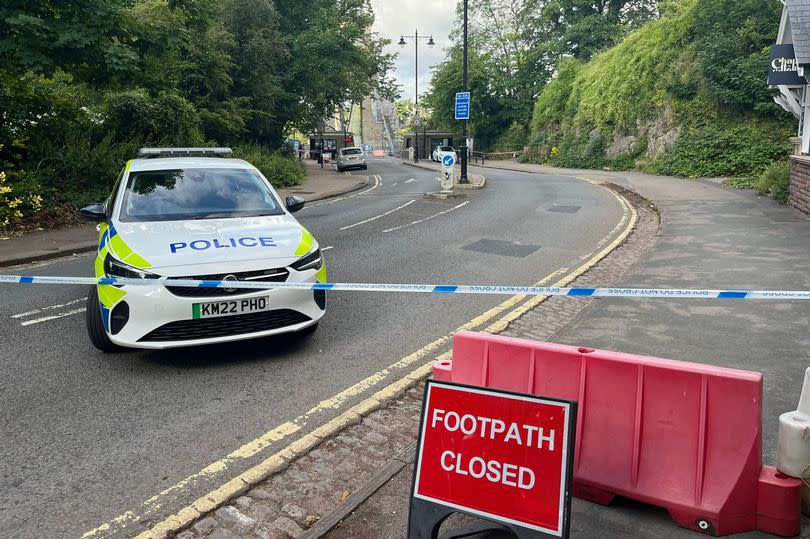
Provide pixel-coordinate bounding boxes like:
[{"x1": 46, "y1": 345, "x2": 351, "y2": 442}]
[
  {"x1": 459, "y1": 0, "x2": 470, "y2": 183},
  {"x1": 398, "y1": 30, "x2": 435, "y2": 163}
]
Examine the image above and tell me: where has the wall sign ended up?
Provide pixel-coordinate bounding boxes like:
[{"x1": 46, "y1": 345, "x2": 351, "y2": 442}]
[{"x1": 768, "y1": 44, "x2": 806, "y2": 86}]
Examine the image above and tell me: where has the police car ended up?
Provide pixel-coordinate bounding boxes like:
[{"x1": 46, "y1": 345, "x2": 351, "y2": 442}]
[{"x1": 79, "y1": 148, "x2": 326, "y2": 352}]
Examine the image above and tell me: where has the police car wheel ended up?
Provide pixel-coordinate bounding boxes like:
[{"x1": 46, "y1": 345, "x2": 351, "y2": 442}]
[{"x1": 86, "y1": 287, "x2": 123, "y2": 353}]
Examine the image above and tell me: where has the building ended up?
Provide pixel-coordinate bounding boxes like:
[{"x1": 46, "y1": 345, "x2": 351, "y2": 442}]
[
  {"x1": 772, "y1": 0, "x2": 810, "y2": 214},
  {"x1": 400, "y1": 130, "x2": 455, "y2": 161},
  {"x1": 307, "y1": 130, "x2": 356, "y2": 161}
]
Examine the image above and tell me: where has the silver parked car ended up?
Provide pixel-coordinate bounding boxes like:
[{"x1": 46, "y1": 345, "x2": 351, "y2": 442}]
[{"x1": 336, "y1": 147, "x2": 367, "y2": 172}]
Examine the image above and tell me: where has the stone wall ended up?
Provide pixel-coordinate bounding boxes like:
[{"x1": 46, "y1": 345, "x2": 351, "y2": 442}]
[{"x1": 789, "y1": 156, "x2": 810, "y2": 215}]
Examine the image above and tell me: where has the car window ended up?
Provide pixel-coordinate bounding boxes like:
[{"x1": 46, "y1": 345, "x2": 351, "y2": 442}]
[
  {"x1": 341, "y1": 149, "x2": 363, "y2": 155},
  {"x1": 439, "y1": 146, "x2": 454, "y2": 152},
  {"x1": 119, "y1": 168, "x2": 283, "y2": 222}
]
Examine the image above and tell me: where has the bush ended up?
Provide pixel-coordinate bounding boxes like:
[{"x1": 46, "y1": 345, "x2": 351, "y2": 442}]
[
  {"x1": 493, "y1": 122, "x2": 528, "y2": 152},
  {"x1": 552, "y1": 128, "x2": 607, "y2": 169},
  {"x1": 235, "y1": 144, "x2": 305, "y2": 188},
  {"x1": 530, "y1": 59, "x2": 582, "y2": 130},
  {"x1": 656, "y1": 121, "x2": 790, "y2": 178},
  {"x1": 103, "y1": 90, "x2": 205, "y2": 145},
  {"x1": 0, "y1": 170, "x2": 43, "y2": 230},
  {"x1": 756, "y1": 160, "x2": 790, "y2": 203}
]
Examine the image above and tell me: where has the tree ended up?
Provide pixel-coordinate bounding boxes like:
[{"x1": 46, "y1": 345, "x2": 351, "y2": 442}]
[
  {"x1": 425, "y1": 0, "x2": 659, "y2": 151},
  {"x1": 0, "y1": 0, "x2": 138, "y2": 83}
]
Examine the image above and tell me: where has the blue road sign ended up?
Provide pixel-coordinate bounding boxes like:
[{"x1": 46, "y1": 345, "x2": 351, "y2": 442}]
[
  {"x1": 442, "y1": 154, "x2": 456, "y2": 168},
  {"x1": 455, "y1": 92, "x2": 470, "y2": 120}
]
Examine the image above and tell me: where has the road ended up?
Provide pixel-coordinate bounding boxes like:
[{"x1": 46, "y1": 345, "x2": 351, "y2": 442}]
[{"x1": 0, "y1": 159, "x2": 626, "y2": 537}]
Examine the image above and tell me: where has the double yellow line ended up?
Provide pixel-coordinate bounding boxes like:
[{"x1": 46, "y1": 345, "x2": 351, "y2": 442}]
[{"x1": 84, "y1": 179, "x2": 637, "y2": 539}]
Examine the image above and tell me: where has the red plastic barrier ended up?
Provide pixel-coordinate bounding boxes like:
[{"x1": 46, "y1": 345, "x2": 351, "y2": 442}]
[{"x1": 433, "y1": 331, "x2": 801, "y2": 536}]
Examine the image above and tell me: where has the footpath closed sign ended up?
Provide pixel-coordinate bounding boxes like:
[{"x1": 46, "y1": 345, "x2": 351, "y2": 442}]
[{"x1": 410, "y1": 380, "x2": 576, "y2": 537}]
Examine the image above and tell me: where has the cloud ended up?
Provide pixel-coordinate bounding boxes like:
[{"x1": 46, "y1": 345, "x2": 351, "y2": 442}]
[{"x1": 370, "y1": 0, "x2": 457, "y2": 100}]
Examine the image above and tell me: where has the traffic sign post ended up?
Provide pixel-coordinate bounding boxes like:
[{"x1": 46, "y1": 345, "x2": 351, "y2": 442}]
[
  {"x1": 408, "y1": 380, "x2": 576, "y2": 538},
  {"x1": 455, "y1": 92, "x2": 470, "y2": 120},
  {"x1": 441, "y1": 154, "x2": 456, "y2": 191}
]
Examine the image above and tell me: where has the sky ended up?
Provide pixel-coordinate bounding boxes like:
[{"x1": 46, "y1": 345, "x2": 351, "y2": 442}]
[{"x1": 369, "y1": 0, "x2": 458, "y2": 102}]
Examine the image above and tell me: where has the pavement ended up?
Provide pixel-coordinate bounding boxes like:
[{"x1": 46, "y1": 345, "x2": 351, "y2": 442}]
[
  {"x1": 2, "y1": 158, "x2": 808, "y2": 538},
  {"x1": 0, "y1": 159, "x2": 368, "y2": 268}
]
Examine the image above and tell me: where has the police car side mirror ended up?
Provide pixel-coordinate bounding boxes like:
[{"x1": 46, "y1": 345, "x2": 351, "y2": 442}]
[
  {"x1": 286, "y1": 196, "x2": 305, "y2": 213},
  {"x1": 80, "y1": 203, "x2": 107, "y2": 221}
]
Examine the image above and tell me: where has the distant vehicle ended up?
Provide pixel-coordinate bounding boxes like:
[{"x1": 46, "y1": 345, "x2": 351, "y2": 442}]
[
  {"x1": 79, "y1": 147, "x2": 326, "y2": 352},
  {"x1": 432, "y1": 146, "x2": 456, "y2": 163},
  {"x1": 336, "y1": 147, "x2": 367, "y2": 172}
]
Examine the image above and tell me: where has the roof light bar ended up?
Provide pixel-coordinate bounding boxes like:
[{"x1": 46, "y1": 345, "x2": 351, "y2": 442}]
[{"x1": 138, "y1": 147, "x2": 234, "y2": 158}]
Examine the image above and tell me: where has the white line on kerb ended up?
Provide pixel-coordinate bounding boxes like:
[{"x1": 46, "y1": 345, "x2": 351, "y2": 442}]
[
  {"x1": 21, "y1": 308, "x2": 86, "y2": 326},
  {"x1": 12, "y1": 297, "x2": 85, "y2": 319},
  {"x1": 339, "y1": 199, "x2": 416, "y2": 231},
  {"x1": 383, "y1": 201, "x2": 470, "y2": 233}
]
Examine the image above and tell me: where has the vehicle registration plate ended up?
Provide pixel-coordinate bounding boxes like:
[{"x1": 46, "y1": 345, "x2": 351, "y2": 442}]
[{"x1": 192, "y1": 296, "x2": 270, "y2": 319}]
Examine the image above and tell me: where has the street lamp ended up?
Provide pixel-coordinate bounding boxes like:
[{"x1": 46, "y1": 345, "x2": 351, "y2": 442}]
[
  {"x1": 459, "y1": 0, "x2": 469, "y2": 183},
  {"x1": 398, "y1": 30, "x2": 435, "y2": 163}
]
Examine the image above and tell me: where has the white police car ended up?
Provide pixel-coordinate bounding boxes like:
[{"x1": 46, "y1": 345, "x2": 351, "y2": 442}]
[{"x1": 80, "y1": 148, "x2": 326, "y2": 352}]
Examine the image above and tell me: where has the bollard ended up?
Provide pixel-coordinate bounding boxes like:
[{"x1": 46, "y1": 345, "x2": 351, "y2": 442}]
[{"x1": 778, "y1": 367, "x2": 810, "y2": 514}]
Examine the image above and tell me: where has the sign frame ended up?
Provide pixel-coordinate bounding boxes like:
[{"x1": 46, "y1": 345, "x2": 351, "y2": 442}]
[
  {"x1": 408, "y1": 379, "x2": 577, "y2": 538},
  {"x1": 455, "y1": 92, "x2": 471, "y2": 120}
]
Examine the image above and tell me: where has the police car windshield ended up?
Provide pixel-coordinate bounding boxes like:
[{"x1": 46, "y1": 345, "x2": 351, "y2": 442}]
[{"x1": 120, "y1": 168, "x2": 283, "y2": 222}]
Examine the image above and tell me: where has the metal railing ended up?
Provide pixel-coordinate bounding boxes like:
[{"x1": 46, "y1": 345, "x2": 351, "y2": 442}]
[{"x1": 469, "y1": 150, "x2": 524, "y2": 165}]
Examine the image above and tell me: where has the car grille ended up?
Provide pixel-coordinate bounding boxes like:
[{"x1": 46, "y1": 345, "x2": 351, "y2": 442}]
[
  {"x1": 139, "y1": 309, "x2": 311, "y2": 343},
  {"x1": 166, "y1": 267, "x2": 290, "y2": 298}
]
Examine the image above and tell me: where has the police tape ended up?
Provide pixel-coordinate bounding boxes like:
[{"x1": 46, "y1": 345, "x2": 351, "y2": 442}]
[{"x1": 1, "y1": 274, "x2": 809, "y2": 300}]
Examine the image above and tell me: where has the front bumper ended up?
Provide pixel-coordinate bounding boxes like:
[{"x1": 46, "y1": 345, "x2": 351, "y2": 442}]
[{"x1": 102, "y1": 274, "x2": 325, "y2": 350}]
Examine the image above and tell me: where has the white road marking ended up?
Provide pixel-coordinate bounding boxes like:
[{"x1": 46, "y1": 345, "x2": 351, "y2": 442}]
[
  {"x1": 404, "y1": 178, "x2": 416, "y2": 184},
  {"x1": 12, "y1": 298, "x2": 85, "y2": 319},
  {"x1": 339, "y1": 199, "x2": 416, "y2": 231},
  {"x1": 383, "y1": 201, "x2": 471, "y2": 233},
  {"x1": 321, "y1": 246, "x2": 334, "y2": 251},
  {"x1": 390, "y1": 182, "x2": 398, "y2": 187},
  {"x1": 21, "y1": 308, "x2": 86, "y2": 326},
  {"x1": 304, "y1": 175, "x2": 381, "y2": 209}
]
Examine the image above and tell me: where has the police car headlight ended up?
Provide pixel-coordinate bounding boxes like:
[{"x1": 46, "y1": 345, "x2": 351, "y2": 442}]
[
  {"x1": 291, "y1": 247, "x2": 323, "y2": 272},
  {"x1": 104, "y1": 254, "x2": 159, "y2": 280}
]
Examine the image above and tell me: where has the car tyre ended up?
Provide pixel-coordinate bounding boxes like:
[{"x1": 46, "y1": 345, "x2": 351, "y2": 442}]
[
  {"x1": 362, "y1": 164, "x2": 368, "y2": 170},
  {"x1": 337, "y1": 166, "x2": 343, "y2": 173},
  {"x1": 86, "y1": 287, "x2": 123, "y2": 353}
]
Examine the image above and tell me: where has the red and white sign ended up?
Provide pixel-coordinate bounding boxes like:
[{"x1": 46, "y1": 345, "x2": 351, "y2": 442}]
[{"x1": 413, "y1": 380, "x2": 575, "y2": 536}]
